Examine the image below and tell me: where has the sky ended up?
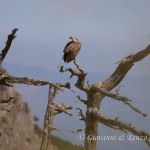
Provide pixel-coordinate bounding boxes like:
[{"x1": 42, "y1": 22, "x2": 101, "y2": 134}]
[
  {"x1": 0, "y1": 0, "x2": 150, "y2": 149},
  {"x1": 0, "y1": 0, "x2": 150, "y2": 77}
]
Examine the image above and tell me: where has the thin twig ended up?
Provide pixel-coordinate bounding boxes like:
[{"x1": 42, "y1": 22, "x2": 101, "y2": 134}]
[
  {"x1": 76, "y1": 95, "x2": 87, "y2": 105},
  {"x1": 70, "y1": 128, "x2": 85, "y2": 134},
  {"x1": 76, "y1": 108, "x2": 86, "y2": 122}
]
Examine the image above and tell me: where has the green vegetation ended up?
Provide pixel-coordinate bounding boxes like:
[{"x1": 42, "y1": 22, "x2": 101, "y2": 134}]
[
  {"x1": 50, "y1": 135, "x2": 83, "y2": 150},
  {"x1": 34, "y1": 123, "x2": 83, "y2": 150}
]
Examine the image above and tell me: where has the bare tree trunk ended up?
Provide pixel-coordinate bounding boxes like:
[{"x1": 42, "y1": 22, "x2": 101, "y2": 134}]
[
  {"x1": 85, "y1": 90, "x2": 104, "y2": 150},
  {"x1": 1, "y1": 29, "x2": 150, "y2": 150},
  {"x1": 40, "y1": 85, "x2": 56, "y2": 150},
  {"x1": 84, "y1": 45, "x2": 150, "y2": 150}
]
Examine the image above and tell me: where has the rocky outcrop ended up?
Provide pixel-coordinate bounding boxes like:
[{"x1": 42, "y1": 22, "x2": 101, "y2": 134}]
[{"x1": 0, "y1": 69, "x2": 58, "y2": 150}]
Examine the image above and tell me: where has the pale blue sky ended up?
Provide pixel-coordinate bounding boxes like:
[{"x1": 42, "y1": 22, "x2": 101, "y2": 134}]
[
  {"x1": 1, "y1": 1, "x2": 150, "y2": 149},
  {"x1": 0, "y1": 0, "x2": 150, "y2": 77}
]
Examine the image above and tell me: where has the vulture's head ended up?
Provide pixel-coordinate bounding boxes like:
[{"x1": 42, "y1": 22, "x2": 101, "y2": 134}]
[{"x1": 69, "y1": 36, "x2": 78, "y2": 42}]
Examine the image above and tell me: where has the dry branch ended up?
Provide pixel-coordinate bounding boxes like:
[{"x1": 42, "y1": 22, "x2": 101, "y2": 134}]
[
  {"x1": 115, "y1": 85, "x2": 125, "y2": 95},
  {"x1": 0, "y1": 28, "x2": 18, "y2": 65},
  {"x1": 58, "y1": 82, "x2": 71, "y2": 89},
  {"x1": 40, "y1": 85, "x2": 73, "y2": 150},
  {"x1": 54, "y1": 103, "x2": 73, "y2": 116},
  {"x1": 59, "y1": 82, "x2": 87, "y2": 105},
  {"x1": 40, "y1": 85, "x2": 57, "y2": 150},
  {"x1": 59, "y1": 65, "x2": 80, "y2": 77},
  {"x1": 74, "y1": 59, "x2": 85, "y2": 74},
  {"x1": 76, "y1": 95, "x2": 87, "y2": 105},
  {"x1": 1, "y1": 29, "x2": 149, "y2": 150},
  {"x1": 50, "y1": 126, "x2": 60, "y2": 132},
  {"x1": 0, "y1": 75, "x2": 61, "y2": 89},
  {"x1": 84, "y1": 44, "x2": 150, "y2": 150},
  {"x1": 70, "y1": 128, "x2": 85, "y2": 134},
  {"x1": 59, "y1": 60, "x2": 90, "y2": 93},
  {"x1": 92, "y1": 84, "x2": 147, "y2": 117},
  {"x1": 88, "y1": 108, "x2": 150, "y2": 147},
  {"x1": 101, "y1": 44, "x2": 150, "y2": 90},
  {"x1": 76, "y1": 108, "x2": 86, "y2": 122}
]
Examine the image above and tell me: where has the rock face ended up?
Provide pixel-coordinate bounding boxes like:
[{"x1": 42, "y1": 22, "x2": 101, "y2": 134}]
[
  {"x1": 0, "y1": 69, "x2": 58, "y2": 150},
  {"x1": 0, "y1": 84, "x2": 40, "y2": 150}
]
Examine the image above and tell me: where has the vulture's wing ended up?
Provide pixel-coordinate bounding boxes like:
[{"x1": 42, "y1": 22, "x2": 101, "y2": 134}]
[{"x1": 63, "y1": 41, "x2": 75, "y2": 53}]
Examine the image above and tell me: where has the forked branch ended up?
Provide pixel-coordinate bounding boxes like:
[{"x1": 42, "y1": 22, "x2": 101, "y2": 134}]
[
  {"x1": 40, "y1": 85, "x2": 73, "y2": 150},
  {"x1": 88, "y1": 108, "x2": 150, "y2": 147},
  {"x1": 85, "y1": 44, "x2": 150, "y2": 150},
  {"x1": 100, "y1": 44, "x2": 150, "y2": 91},
  {"x1": 40, "y1": 85, "x2": 57, "y2": 150},
  {"x1": 59, "y1": 60, "x2": 90, "y2": 93},
  {"x1": 54, "y1": 103, "x2": 73, "y2": 116},
  {"x1": 92, "y1": 84, "x2": 147, "y2": 117},
  {"x1": 0, "y1": 75, "x2": 61, "y2": 89}
]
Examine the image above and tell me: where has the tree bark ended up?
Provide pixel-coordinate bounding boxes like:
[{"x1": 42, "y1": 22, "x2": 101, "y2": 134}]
[
  {"x1": 85, "y1": 89, "x2": 104, "y2": 150},
  {"x1": 84, "y1": 45, "x2": 150, "y2": 150},
  {"x1": 40, "y1": 85, "x2": 55, "y2": 150}
]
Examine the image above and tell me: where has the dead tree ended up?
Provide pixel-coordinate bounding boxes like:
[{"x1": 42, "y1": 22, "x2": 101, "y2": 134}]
[
  {"x1": 1, "y1": 29, "x2": 150, "y2": 150},
  {"x1": 0, "y1": 29, "x2": 73, "y2": 150},
  {"x1": 40, "y1": 84, "x2": 73, "y2": 150},
  {"x1": 60, "y1": 45, "x2": 150, "y2": 150},
  {"x1": 0, "y1": 28, "x2": 18, "y2": 109},
  {"x1": 0, "y1": 28, "x2": 59, "y2": 107}
]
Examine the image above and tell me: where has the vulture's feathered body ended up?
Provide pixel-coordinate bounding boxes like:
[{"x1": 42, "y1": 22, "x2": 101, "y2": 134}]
[{"x1": 63, "y1": 37, "x2": 81, "y2": 63}]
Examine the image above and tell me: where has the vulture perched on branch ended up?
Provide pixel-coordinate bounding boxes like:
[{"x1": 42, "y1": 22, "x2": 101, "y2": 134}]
[{"x1": 63, "y1": 36, "x2": 81, "y2": 63}]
